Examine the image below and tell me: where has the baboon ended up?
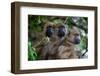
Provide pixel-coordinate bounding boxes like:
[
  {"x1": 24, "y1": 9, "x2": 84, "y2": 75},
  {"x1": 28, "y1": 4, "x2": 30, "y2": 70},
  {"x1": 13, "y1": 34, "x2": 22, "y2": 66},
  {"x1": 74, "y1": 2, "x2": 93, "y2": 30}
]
[
  {"x1": 36, "y1": 22, "x2": 80, "y2": 60},
  {"x1": 40, "y1": 22, "x2": 68, "y2": 60},
  {"x1": 57, "y1": 26, "x2": 81, "y2": 59}
]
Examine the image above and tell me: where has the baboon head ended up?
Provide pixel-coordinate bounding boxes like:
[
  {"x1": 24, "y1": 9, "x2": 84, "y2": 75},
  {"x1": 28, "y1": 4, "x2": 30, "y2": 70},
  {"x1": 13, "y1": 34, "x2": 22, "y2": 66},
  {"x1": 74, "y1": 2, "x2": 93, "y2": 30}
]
[
  {"x1": 43, "y1": 22, "x2": 68, "y2": 41},
  {"x1": 67, "y1": 26, "x2": 81, "y2": 44}
]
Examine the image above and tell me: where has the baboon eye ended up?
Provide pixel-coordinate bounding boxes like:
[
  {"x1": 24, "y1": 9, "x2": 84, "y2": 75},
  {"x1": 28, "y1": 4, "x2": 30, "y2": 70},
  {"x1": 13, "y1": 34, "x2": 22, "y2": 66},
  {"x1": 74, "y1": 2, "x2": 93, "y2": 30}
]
[
  {"x1": 45, "y1": 26, "x2": 53, "y2": 37},
  {"x1": 74, "y1": 34, "x2": 79, "y2": 36},
  {"x1": 58, "y1": 26, "x2": 66, "y2": 38}
]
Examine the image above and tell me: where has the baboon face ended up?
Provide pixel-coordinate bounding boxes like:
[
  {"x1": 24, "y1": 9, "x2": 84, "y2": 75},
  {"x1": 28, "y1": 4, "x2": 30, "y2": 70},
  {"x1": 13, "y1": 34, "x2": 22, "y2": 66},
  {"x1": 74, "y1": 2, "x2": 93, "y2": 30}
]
[
  {"x1": 44, "y1": 22, "x2": 68, "y2": 40},
  {"x1": 68, "y1": 26, "x2": 80, "y2": 44}
]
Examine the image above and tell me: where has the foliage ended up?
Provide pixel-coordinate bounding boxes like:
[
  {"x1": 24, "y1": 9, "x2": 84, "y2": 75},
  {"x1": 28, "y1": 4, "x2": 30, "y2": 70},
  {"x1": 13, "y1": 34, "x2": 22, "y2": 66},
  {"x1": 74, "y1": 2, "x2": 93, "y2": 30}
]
[{"x1": 28, "y1": 41, "x2": 38, "y2": 60}]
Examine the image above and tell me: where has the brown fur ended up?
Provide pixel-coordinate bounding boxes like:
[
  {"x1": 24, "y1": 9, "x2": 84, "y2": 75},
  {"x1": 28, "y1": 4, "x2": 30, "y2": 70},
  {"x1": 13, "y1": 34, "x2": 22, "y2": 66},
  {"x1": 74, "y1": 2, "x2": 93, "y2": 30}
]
[
  {"x1": 57, "y1": 26, "x2": 80, "y2": 59},
  {"x1": 57, "y1": 41, "x2": 78, "y2": 59}
]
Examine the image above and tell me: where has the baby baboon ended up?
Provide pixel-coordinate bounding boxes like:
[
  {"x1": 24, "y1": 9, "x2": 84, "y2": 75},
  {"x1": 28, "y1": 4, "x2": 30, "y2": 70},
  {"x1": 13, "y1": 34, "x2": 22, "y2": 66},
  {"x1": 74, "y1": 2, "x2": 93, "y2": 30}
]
[
  {"x1": 57, "y1": 26, "x2": 81, "y2": 59},
  {"x1": 40, "y1": 22, "x2": 68, "y2": 60}
]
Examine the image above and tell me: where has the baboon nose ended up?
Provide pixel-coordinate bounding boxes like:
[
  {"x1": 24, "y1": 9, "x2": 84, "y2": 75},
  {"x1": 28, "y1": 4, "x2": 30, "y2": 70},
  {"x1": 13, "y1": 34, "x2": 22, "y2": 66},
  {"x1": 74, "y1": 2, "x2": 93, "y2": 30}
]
[{"x1": 74, "y1": 39, "x2": 80, "y2": 44}]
